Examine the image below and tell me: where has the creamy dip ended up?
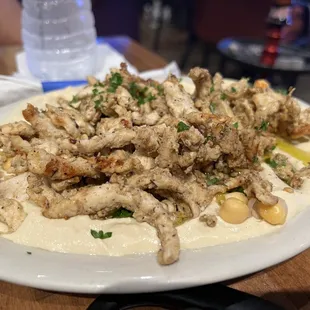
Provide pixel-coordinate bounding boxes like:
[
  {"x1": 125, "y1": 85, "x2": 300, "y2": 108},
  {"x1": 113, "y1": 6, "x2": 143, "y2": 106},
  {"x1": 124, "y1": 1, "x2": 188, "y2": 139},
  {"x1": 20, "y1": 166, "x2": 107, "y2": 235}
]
[
  {"x1": 2, "y1": 161, "x2": 308, "y2": 256},
  {"x1": 0, "y1": 86, "x2": 309, "y2": 256}
]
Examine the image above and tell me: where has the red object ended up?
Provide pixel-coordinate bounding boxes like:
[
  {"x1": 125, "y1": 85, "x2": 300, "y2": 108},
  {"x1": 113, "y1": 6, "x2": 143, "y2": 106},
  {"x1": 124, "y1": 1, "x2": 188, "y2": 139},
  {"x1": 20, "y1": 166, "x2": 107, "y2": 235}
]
[
  {"x1": 193, "y1": 0, "x2": 272, "y2": 43},
  {"x1": 260, "y1": 0, "x2": 292, "y2": 66}
]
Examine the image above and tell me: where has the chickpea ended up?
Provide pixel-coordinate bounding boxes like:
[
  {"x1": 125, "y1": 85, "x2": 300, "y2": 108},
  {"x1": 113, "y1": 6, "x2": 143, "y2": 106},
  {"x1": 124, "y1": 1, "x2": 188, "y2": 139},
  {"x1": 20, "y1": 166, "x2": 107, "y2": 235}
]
[
  {"x1": 255, "y1": 200, "x2": 287, "y2": 225},
  {"x1": 219, "y1": 198, "x2": 250, "y2": 224},
  {"x1": 225, "y1": 192, "x2": 248, "y2": 204},
  {"x1": 254, "y1": 79, "x2": 270, "y2": 89}
]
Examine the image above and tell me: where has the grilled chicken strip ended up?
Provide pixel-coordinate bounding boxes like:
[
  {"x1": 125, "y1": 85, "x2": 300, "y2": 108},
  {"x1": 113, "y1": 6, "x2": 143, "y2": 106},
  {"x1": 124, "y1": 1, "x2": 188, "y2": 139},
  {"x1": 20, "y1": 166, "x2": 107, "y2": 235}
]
[
  {"x1": 115, "y1": 167, "x2": 225, "y2": 218},
  {"x1": 0, "y1": 199, "x2": 27, "y2": 233},
  {"x1": 27, "y1": 176, "x2": 179, "y2": 265},
  {"x1": 22, "y1": 104, "x2": 69, "y2": 139},
  {"x1": 163, "y1": 75, "x2": 197, "y2": 118},
  {"x1": 96, "y1": 150, "x2": 143, "y2": 175},
  {"x1": 55, "y1": 101, "x2": 95, "y2": 137},
  {"x1": 27, "y1": 149, "x2": 99, "y2": 180},
  {"x1": 225, "y1": 171, "x2": 278, "y2": 206},
  {"x1": 0, "y1": 121, "x2": 35, "y2": 138},
  {"x1": 77, "y1": 129, "x2": 136, "y2": 155}
]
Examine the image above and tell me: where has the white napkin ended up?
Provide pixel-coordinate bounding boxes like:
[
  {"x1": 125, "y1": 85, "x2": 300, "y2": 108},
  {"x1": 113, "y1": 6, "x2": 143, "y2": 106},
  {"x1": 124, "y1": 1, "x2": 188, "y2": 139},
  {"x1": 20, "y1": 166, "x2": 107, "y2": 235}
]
[{"x1": 0, "y1": 43, "x2": 181, "y2": 107}]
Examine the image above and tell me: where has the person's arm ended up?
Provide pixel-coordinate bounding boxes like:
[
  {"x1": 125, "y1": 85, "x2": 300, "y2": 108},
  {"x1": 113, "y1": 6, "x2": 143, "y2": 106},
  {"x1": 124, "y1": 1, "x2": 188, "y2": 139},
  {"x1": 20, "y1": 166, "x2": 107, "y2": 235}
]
[{"x1": 0, "y1": 0, "x2": 22, "y2": 45}]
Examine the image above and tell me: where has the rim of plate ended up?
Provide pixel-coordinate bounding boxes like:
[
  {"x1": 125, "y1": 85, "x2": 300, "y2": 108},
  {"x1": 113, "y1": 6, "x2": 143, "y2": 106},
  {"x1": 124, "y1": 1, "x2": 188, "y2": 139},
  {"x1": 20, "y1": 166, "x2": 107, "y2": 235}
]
[
  {"x1": 0, "y1": 80, "x2": 309, "y2": 294},
  {"x1": 0, "y1": 206, "x2": 309, "y2": 293}
]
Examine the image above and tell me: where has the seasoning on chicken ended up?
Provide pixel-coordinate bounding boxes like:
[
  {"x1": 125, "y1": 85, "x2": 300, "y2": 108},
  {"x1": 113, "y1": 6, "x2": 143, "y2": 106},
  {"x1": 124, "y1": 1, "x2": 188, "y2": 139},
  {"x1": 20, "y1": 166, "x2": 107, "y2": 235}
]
[{"x1": 1, "y1": 63, "x2": 310, "y2": 265}]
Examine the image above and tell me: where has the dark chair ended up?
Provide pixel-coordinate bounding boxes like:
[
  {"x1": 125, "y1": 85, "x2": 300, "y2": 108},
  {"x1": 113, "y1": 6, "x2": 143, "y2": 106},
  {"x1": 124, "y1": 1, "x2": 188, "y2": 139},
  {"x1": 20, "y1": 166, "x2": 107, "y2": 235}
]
[{"x1": 180, "y1": 0, "x2": 272, "y2": 72}]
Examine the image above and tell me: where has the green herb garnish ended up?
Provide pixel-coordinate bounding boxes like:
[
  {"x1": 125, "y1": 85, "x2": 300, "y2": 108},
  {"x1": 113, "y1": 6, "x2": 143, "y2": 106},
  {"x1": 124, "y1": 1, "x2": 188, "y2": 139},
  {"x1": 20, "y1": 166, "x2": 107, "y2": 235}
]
[
  {"x1": 271, "y1": 145, "x2": 276, "y2": 151},
  {"x1": 94, "y1": 95, "x2": 103, "y2": 109},
  {"x1": 252, "y1": 156, "x2": 259, "y2": 163},
  {"x1": 90, "y1": 230, "x2": 112, "y2": 239},
  {"x1": 220, "y1": 93, "x2": 227, "y2": 100},
  {"x1": 210, "y1": 102, "x2": 216, "y2": 114},
  {"x1": 94, "y1": 82, "x2": 105, "y2": 88},
  {"x1": 92, "y1": 88, "x2": 104, "y2": 99},
  {"x1": 177, "y1": 121, "x2": 190, "y2": 132},
  {"x1": 255, "y1": 120, "x2": 269, "y2": 132},
  {"x1": 228, "y1": 186, "x2": 245, "y2": 194},
  {"x1": 69, "y1": 95, "x2": 79, "y2": 105},
  {"x1": 231, "y1": 87, "x2": 237, "y2": 93},
  {"x1": 157, "y1": 85, "x2": 164, "y2": 96},
  {"x1": 233, "y1": 122, "x2": 239, "y2": 129},
  {"x1": 205, "y1": 135, "x2": 213, "y2": 143},
  {"x1": 210, "y1": 85, "x2": 215, "y2": 93},
  {"x1": 265, "y1": 158, "x2": 278, "y2": 168},
  {"x1": 129, "y1": 82, "x2": 156, "y2": 106},
  {"x1": 111, "y1": 208, "x2": 133, "y2": 218},
  {"x1": 92, "y1": 88, "x2": 99, "y2": 96},
  {"x1": 107, "y1": 72, "x2": 123, "y2": 93},
  {"x1": 206, "y1": 177, "x2": 219, "y2": 186}
]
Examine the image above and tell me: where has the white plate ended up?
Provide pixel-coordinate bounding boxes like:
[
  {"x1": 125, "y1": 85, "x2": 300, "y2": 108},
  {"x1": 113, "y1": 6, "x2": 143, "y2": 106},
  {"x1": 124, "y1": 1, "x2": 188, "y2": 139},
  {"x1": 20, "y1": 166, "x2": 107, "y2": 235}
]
[{"x1": 0, "y1": 84, "x2": 309, "y2": 294}]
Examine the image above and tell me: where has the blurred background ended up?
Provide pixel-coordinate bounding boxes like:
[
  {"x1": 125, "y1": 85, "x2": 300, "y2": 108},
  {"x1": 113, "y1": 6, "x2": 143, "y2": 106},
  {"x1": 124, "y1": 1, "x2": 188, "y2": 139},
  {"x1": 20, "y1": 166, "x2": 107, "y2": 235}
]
[{"x1": 2, "y1": 0, "x2": 310, "y2": 100}]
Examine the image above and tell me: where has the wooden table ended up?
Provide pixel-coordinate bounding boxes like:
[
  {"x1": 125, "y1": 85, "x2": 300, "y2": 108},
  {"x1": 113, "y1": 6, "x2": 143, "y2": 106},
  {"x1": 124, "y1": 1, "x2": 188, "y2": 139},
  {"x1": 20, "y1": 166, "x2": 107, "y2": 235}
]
[{"x1": 0, "y1": 36, "x2": 309, "y2": 310}]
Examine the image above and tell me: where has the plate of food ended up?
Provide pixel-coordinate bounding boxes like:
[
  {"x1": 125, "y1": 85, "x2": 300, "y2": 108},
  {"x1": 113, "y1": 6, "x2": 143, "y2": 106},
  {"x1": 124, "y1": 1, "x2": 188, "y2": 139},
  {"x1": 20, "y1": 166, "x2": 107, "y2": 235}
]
[{"x1": 0, "y1": 64, "x2": 309, "y2": 293}]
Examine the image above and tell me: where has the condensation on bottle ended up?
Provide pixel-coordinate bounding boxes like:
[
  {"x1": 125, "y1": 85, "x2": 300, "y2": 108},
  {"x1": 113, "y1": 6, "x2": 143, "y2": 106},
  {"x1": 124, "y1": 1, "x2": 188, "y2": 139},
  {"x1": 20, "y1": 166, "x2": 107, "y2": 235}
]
[{"x1": 22, "y1": 0, "x2": 97, "y2": 80}]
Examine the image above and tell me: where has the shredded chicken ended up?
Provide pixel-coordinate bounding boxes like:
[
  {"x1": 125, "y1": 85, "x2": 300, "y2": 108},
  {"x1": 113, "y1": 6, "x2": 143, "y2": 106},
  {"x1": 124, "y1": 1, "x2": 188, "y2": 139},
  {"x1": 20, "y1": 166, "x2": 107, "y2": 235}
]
[
  {"x1": 0, "y1": 121, "x2": 35, "y2": 138},
  {"x1": 1, "y1": 63, "x2": 309, "y2": 265},
  {"x1": 28, "y1": 176, "x2": 179, "y2": 265},
  {"x1": 0, "y1": 199, "x2": 27, "y2": 233}
]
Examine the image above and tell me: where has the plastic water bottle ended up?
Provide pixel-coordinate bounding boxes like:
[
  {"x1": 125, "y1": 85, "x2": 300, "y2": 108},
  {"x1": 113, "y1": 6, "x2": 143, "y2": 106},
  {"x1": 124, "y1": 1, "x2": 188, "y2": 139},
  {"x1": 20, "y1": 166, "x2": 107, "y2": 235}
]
[{"x1": 22, "y1": 0, "x2": 97, "y2": 81}]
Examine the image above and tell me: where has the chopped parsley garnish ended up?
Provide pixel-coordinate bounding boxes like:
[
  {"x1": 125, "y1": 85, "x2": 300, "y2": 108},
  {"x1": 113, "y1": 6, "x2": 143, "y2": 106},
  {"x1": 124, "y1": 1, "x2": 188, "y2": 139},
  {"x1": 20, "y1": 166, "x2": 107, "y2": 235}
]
[
  {"x1": 210, "y1": 102, "x2": 216, "y2": 114},
  {"x1": 271, "y1": 145, "x2": 276, "y2": 151},
  {"x1": 107, "y1": 72, "x2": 123, "y2": 93},
  {"x1": 26, "y1": 251, "x2": 32, "y2": 255},
  {"x1": 205, "y1": 135, "x2": 213, "y2": 143},
  {"x1": 252, "y1": 156, "x2": 259, "y2": 163},
  {"x1": 94, "y1": 95, "x2": 103, "y2": 109},
  {"x1": 69, "y1": 95, "x2": 79, "y2": 105},
  {"x1": 91, "y1": 87, "x2": 104, "y2": 101},
  {"x1": 92, "y1": 88, "x2": 99, "y2": 97},
  {"x1": 156, "y1": 85, "x2": 164, "y2": 96},
  {"x1": 220, "y1": 93, "x2": 227, "y2": 100},
  {"x1": 145, "y1": 93, "x2": 156, "y2": 103},
  {"x1": 178, "y1": 78, "x2": 183, "y2": 83},
  {"x1": 129, "y1": 82, "x2": 156, "y2": 106},
  {"x1": 210, "y1": 85, "x2": 215, "y2": 93},
  {"x1": 255, "y1": 120, "x2": 269, "y2": 132},
  {"x1": 94, "y1": 82, "x2": 105, "y2": 88},
  {"x1": 228, "y1": 186, "x2": 245, "y2": 194},
  {"x1": 206, "y1": 177, "x2": 219, "y2": 186},
  {"x1": 276, "y1": 88, "x2": 288, "y2": 95},
  {"x1": 111, "y1": 208, "x2": 133, "y2": 218},
  {"x1": 265, "y1": 158, "x2": 286, "y2": 168},
  {"x1": 233, "y1": 122, "x2": 239, "y2": 129},
  {"x1": 265, "y1": 158, "x2": 278, "y2": 168},
  {"x1": 231, "y1": 87, "x2": 237, "y2": 93},
  {"x1": 177, "y1": 121, "x2": 190, "y2": 132},
  {"x1": 90, "y1": 230, "x2": 112, "y2": 239}
]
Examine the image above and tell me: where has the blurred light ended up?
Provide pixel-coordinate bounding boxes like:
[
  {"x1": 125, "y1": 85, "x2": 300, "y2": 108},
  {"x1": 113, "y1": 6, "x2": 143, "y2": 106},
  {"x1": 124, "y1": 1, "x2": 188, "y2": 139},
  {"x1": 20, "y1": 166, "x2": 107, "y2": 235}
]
[{"x1": 76, "y1": 0, "x2": 84, "y2": 8}]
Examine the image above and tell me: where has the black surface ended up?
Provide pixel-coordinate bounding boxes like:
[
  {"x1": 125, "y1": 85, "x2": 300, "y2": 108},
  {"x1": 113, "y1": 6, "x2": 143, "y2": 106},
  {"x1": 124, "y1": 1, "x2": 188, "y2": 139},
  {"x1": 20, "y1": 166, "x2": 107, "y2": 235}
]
[
  {"x1": 216, "y1": 37, "x2": 310, "y2": 87},
  {"x1": 217, "y1": 37, "x2": 310, "y2": 74},
  {"x1": 87, "y1": 284, "x2": 283, "y2": 310}
]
